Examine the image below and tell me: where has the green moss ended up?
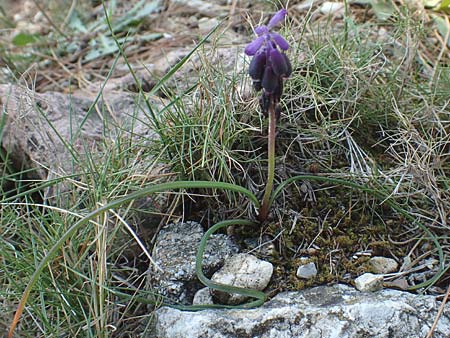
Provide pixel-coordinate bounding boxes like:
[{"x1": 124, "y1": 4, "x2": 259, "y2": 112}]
[{"x1": 263, "y1": 182, "x2": 411, "y2": 293}]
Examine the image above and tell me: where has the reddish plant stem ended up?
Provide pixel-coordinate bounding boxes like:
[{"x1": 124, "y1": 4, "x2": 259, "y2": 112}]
[{"x1": 258, "y1": 102, "x2": 276, "y2": 222}]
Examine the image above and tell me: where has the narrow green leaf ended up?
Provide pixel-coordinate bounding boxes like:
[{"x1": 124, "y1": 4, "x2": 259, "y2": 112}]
[
  {"x1": 371, "y1": 0, "x2": 395, "y2": 21},
  {"x1": 112, "y1": 0, "x2": 161, "y2": 33},
  {"x1": 8, "y1": 180, "x2": 259, "y2": 337},
  {"x1": 423, "y1": 0, "x2": 441, "y2": 7},
  {"x1": 138, "y1": 33, "x2": 163, "y2": 42},
  {"x1": 432, "y1": 14, "x2": 450, "y2": 47},
  {"x1": 424, "y1": 0, "x2": 450, "y2": 12},
  {"x1": 438, "y1": 0, "x2": 450, "y2": 12},
  {"x1": 12, "y1": 32, "x2": 37, "y2": 46},
  {"x1": 68, "y1": 11, "x2": 88, "y2": 33}
]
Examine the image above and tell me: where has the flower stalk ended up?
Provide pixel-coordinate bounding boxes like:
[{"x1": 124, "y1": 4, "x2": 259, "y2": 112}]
[
  {"x1": 258, "y1": 100, "x2": 277, "y2": 222},
  {"x1": 245, "y1": 8, "x2": 291, "y2": 222}
]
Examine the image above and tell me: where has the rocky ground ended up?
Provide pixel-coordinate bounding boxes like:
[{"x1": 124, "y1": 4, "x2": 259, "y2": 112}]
[{"x1": 1, "y1": 0, "x2": 449, "y2": 337}]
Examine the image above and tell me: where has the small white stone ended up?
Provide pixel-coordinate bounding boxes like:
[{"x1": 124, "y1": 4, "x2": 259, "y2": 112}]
[
  {"x1": 401, "y1": 256, "x2": 412, "y2": 270},
  {"x1": 319, "y1": 2, "x2": 345, "y2": 16},
  {"x1": 369, "y1": 257, "x2": 398, "y2": 274},
  {"x1": 355, "y1": 273, "x2": 384, "y2": 292},
  {"x1": 14, "y1": 13, "x2": 24, "y2": 22},
  {"x1": 193, "y1": 287, "x2": 214, "y2": 305},
  {"x1": 424, "y1": 258, "x2": 438, "y2": 270},
  {"x1": 211, "y1": 253, "x2": 273, "y2": 305},
  {"x1": 296, "y1": 262, "x2": 318, "y2": 279},
  {"x1": 294, "y1": 0, "x2": 315, "y2": 11}
]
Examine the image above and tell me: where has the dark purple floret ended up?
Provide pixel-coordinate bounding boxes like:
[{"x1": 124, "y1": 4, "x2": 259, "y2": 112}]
[
  {"x1": 245, "y1": 8, "x2": 291, "y2": 113},
  {"x1": 281, "y1": 53, "x2": 292, "y2": 77},
  {"x1": 248, "y1": 52, "x2": 266, "y2": 82},
  {"x1": 262, "y1": 66, "x2": 278, "y2": 93},
  {"x1": 270, "y1": 48, "x2": 288, "y2": 77}
]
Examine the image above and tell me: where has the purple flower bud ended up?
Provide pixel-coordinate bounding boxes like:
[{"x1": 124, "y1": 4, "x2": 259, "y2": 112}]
[
  {"x1": 268, "y1": 9, "x2": 287, "y2": 29},
  {"x1": 245, "y1": 8, "x2": 290, "y2": 104},
  {"x1": 245, "y1": 36, "x2": 265, "y2": 56},
  {"x1": 262, "y1": 66, "x2": 278, "y2": 93},
  {"x1": 281, "y1": 53, "x2": 292, "y2": 77},
  {"x1": 273, "y1": 78, "x2": 283, "y2": 100},
  {"x1": 275, "y1": 103, "x2": 282, "y2": 121},
  {"x1": 259, "y1": 93, "x2": 271, "y2": 115},
  {"x1": 270, "y1": 48, "x2": 288, "y2": 77},
  {"x1": 255, "y1": 25, "x2": 269, "y2": 36},
  {"x1": 253, "y1": 80, "x2": 262, "y2": 91},
  {"x1": 248, "y1": 52, "x2": 266, "y2": 81},
  {"x1": 270, "y1": 33, "x2": 289, "y2": 50}
]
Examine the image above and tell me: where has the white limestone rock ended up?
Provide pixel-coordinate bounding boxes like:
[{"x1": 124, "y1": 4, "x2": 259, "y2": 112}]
[
  {"x1": 211, "y1": 253, "x2": 273, "y2": 305},
  {"x1": 154, "y1": 284, "x2": 450, "y2": 338}
]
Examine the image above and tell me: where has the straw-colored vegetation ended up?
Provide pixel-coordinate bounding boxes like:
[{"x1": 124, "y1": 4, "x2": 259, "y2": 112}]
[{"x1": 1, "y1": 0, "x2": 449, "y2": 336}]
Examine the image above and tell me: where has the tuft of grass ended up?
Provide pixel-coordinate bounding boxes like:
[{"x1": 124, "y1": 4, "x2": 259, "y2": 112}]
[
  {"x1": 157, "y1": 45, "x2": 260, "y2": 202},
  {"x1": 1, "y1": 1, "x2": 449, "y2": 336}
]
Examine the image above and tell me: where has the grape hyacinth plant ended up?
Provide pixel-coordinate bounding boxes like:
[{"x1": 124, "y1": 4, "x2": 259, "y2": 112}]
[{"x1": 245, "y1": 9, "x2": 292, "y2": 221}]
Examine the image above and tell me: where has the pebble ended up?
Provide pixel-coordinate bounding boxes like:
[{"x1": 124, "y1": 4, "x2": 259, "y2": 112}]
[
  {"x1": 355, "y1": 273, "x2": 384, "y2": 292},
  {"x1": 319, "y1": 2, "x2": 345, "y2": 16},
  {"x1": 193, "y1": 287, "x2": 214, "y2": 305},
  {"x1": 294, "y1": 0, "x2": 314, "y2": 11},
  {"x1": 211, "y1": 253, "x2": 273, "y2": 305},
  {"x1": 369, "y1": 256, "x2": 399, "y2": 274},
  {"x1": 296, "y1": 262, "x2": 318, "y2": 279}
]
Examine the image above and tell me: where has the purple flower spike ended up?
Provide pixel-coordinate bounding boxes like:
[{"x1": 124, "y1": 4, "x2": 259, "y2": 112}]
[
  {"x1": 270, "y1": 33, "x2": 289, "y2": 50},
  {"x1": 262, "y1": 66, "x2": 278, "y2": 93},
  {"x1": 245, "y1": 36, "x2": 265, "y2": 56},
  {"x1": 270, "y1": 49, "x2": 288, "y2": 77},
  {"x1": 268, "y1": 9, "x2": 287, "y2": 29},
  {"x1": 255, "y1": 25, "x2": 269, "y2": 36},
  {"x1": 281, "y1": 53, "x2": 292, "y2": 77},
  {"x1": 249, "y1": 52, "x2": 267, "y2": 81},
  {"x1": 245, "y1": 8, "x2": 291, "y2": 112}
]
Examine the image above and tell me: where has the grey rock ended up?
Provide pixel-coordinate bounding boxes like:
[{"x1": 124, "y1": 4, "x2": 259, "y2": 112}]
[
  {"x1": 355, "y1": 273, "x2": 384, "y2": 292},
  {"x1": 369, "y1": 256, "x2": 399, "y2": 274},
  {"x1": 211, "y1": 253, "x2": 273, "y2": 305},
  {"x1": 0, "y1": 84, "x2": 99, "y2": 181},
  {"x1": 296, "y1": 262, "x2": 318, "y2": 279},
  {"x1": 154, "y1": 45, "x2": 250, "y2": 97},
  {"x1": 0, "y1": 84, "x2": 166, "y2": 204},
  {"x1": 198, "y1": 17, "x2": 219, "y2": 33},
  {"x1": 171, "y1": 0, "x2": 229, "y2": 17},
  {"x1": 154, "y1": 284, "x2": 450, "y2": 338},
  {"x1": 149, "y1": 221, "x2": 238, "y2": 304}
]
